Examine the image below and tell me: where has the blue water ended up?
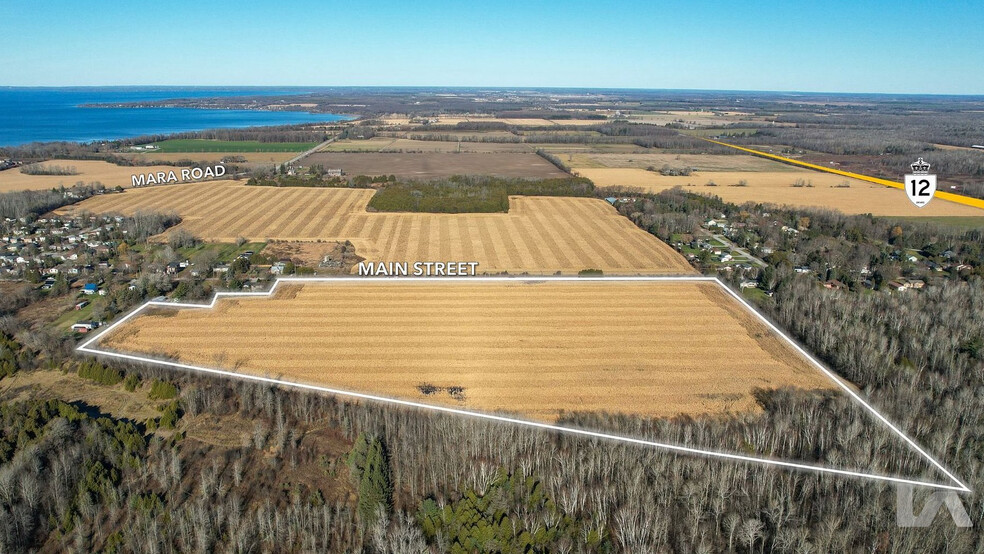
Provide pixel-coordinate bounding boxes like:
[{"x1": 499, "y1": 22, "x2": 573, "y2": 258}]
[{"x1": 0, "y1": 87, "x2": 350, "y2": 146}]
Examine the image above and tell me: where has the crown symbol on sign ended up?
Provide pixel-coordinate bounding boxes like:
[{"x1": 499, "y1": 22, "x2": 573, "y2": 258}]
[{"x1": 910, "y1": 158, "x2": 931, "y2": 175}]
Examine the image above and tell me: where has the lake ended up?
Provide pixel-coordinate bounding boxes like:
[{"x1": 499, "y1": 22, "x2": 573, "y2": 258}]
[{"x1": 0, "y1": 87, "x2": 349, "y2": 146}]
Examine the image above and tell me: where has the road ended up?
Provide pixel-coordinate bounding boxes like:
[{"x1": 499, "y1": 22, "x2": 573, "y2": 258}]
[
  {"x1": 286, "y1": 135, "x2": 339, "y2": 166},
  {"x1": 699, "y1": 230, "x2": 767, "y2": 268}
]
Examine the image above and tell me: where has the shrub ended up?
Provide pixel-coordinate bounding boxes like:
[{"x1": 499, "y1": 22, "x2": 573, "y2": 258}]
[
  {"x1": 78, "y1": 360, "x2": 123, "y2": 386},
  {"x1": 148, "y1": 380, "x2": 178, "y2": 400}
]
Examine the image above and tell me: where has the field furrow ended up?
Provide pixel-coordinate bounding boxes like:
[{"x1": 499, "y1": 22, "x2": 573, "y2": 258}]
[{"x1": 101, "y1": 281, "x2": 835, "y2": 421}]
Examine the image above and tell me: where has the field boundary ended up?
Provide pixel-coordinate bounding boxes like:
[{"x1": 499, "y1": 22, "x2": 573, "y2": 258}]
[
  {"x1": 77, "y1": 276, "x2": 970, "y2": 492},
  {"x1": 702, "y1": 138, "x2": 984, "y2": 211}
]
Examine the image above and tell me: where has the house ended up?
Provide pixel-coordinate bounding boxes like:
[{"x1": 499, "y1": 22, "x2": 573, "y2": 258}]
[
  {"x1": 906, "y1": 279, "x2": 925, "y2": 290},
  {"x1": 719, "y1": 253, "x2": 733, "y2": 262},
  {"x1": 823, "y1": 280, "x2": 847, "y2": 290},
  {"x1": 794, "y1": 266, "x2": 811, "y2": 274},
  {"x1": 324, "y1": 169, "x2": 343, "y2": 177},
  {"x1": 165, "y1": 262, "x2": 181, "y2": 275},
  {"x1": 739, "y1": 280, "x2": 757, "y2": 289},
  {"x1": 271, "y1": 262, "x2": 286, "y2": 275},
  {"x1": 82, "y1": 283, "x2": 99, "y2": 295},
  {"x1": 71, "y1": 321, "x2": 99, "y2": 333},
  {"x1": 886, "y1": 280, "x2": 907, "y2": 292}
]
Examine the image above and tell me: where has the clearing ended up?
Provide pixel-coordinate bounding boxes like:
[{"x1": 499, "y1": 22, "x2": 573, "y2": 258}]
[
  {"x1": 300, "y1": 152, "x2": 568, "y2": 180},
  {"x1": 96, "y1": 280, "x2": 836, "y2": 421},
  {"x1": 58, "y1": 181, "x2": 693, "y2": 274}
]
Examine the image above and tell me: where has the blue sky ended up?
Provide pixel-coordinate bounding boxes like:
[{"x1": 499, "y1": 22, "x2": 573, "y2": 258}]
[{"x1": 3, "y1": 0, "x2": 982, "y2": 94}]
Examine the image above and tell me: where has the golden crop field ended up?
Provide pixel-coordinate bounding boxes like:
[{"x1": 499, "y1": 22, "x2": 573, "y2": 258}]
[
  {"x1": 100, "y1": 280, "x2": 836, "y2": 421},
  {"x1": 0, "y1": 159, "x2": 179, "y2": 192},
  {"x1": 572, "y1": 153, "x2": 792, "y2": 171},
  {"x1": 576, "y1": 167, "x2": 984, "y2": 217},
  {"x1": 58, "y1": 181, "x2": 694, "y2": 274}
]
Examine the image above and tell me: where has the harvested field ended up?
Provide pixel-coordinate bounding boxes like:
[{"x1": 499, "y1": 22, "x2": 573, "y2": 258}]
[
  {"x1": 376, "y1": 115, "x2": 606, "y2": 127},
  {"x1": 573, "y1": 153, "x2": 791, "y2": 172},
  {"x1": 627, "y1": 110, "x2": 760, "y2": 126},
  {"x1": 58, "y1": 181, "x2": 694, "y2": 274},
  {"x1": 0, "y1": 159, "x2": 179, "y2": 192},
  {"x1": 148, "y1": 139, "x2": 317, "y2": 152},
  {"x1": 99, "y1": 280, "x2": 836, "y2": 421},
  {"x1": 577, "y1": 168, "x2": 984, "y2": 216},
  {"x1": 300, "y1": 152, "x2": 568, "y2": 179},
  {"x1": 320, "y1": 138, "x2": 534, "y2": 154},
  {"x1": 391, "y1": 131, "x2": 519, "y2": 140},
  {"x1": 117, "y1": 151, "x2": 297, "y2": 164}
]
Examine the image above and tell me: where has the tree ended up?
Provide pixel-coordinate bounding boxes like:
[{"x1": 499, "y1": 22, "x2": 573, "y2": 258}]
[{"x1": 357, "y1": 438, "x2": 392, "y2": 525}]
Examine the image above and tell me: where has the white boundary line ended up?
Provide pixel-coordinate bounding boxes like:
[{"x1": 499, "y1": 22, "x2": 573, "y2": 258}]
[{"x1": 77, "y1": 276, "x2": 971, "y2": 492}]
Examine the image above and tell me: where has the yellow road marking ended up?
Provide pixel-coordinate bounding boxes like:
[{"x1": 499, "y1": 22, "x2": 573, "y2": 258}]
[{"x1": 701, "y1": 138, "x2": 984, "y2": 211}]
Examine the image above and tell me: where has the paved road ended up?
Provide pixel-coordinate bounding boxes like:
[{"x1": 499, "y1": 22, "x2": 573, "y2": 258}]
[
  {"x1": 714, "y1": 234, "x2": 767, "y2": 267},
  {"x1": 700, "y1": 231, "x2": 768, "y2": 268},
  {"x1": 286, "y1": 135, "x2": 339, "y2": 166}
]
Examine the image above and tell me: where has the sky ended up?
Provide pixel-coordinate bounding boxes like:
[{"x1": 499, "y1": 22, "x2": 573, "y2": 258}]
[{"x1": 3, "y1": 0, "x2": 982, "y2": 94}]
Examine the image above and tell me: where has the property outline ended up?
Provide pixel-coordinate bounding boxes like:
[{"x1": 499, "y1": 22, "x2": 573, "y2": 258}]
[{"x1": 77, "y1": 275, "x2": 971, "y2": 493}]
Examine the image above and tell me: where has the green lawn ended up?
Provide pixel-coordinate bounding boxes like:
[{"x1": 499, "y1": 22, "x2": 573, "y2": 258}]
[
  {"x1": 148, "y1": 139, "x2": 318, "y2": 153},
  {"x1": 54, "y1": 301, "x2": 94, "y2": 331},
  {"x1": 741, "y1": 286, "x2": 770, "y2": 303}
]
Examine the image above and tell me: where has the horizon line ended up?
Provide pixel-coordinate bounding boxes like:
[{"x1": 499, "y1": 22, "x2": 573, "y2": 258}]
[{"x1": 2, "y1": 84, "x2": 984, "y2": 98}]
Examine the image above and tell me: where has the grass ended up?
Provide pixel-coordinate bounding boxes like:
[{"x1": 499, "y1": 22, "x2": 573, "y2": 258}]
[
  {"x1": 742, "y1": 287, "x2": 771, "y2": 303},
  {"x1": 366, "y1": 177, "x2": 594, "y2": 213},
  {"x1": 149, "y1": 139, "x2": 318, "y2": 153},
  {"x1": 54, "y1": 302, "x2": 95, "y2": 331}
]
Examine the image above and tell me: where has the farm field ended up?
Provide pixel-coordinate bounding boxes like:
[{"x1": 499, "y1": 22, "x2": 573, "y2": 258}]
[
  {"x1": 389, "y1": 131, "x2": 519, "y2": 140},
  {"x1": 116, "y1": 151, "x2": 298, "y2": 164},
  {"x1": 626, "y1": 110, "x2": 769, "y2": 127},
  {"x1": 148, "y1": 139, "x2": 319, "y2": 152},
  {"x1": 576, "y1": 167, "x2": 984, "y2": 216},
  {"x1": 0, "y1": 159, "x2": 179, "y2": 192},
  {"x1": 300, "y1": 152, "x2": 568, "y2": 179},
  {"x1": 318, "y1": 138, "x2": 534, "y2": 154},
  {"x1": 570, "y1": 152, "x2": 792, "y2": 172},
  {"x1": 57, "y1": 181, "x2": 694, "y2": 274},
  {"x1": 98, "y1": 280, "x2": 836, "y2": 421},
  {"x1": 376, "y1": 115, "x2": 608, "y2": 127}
]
